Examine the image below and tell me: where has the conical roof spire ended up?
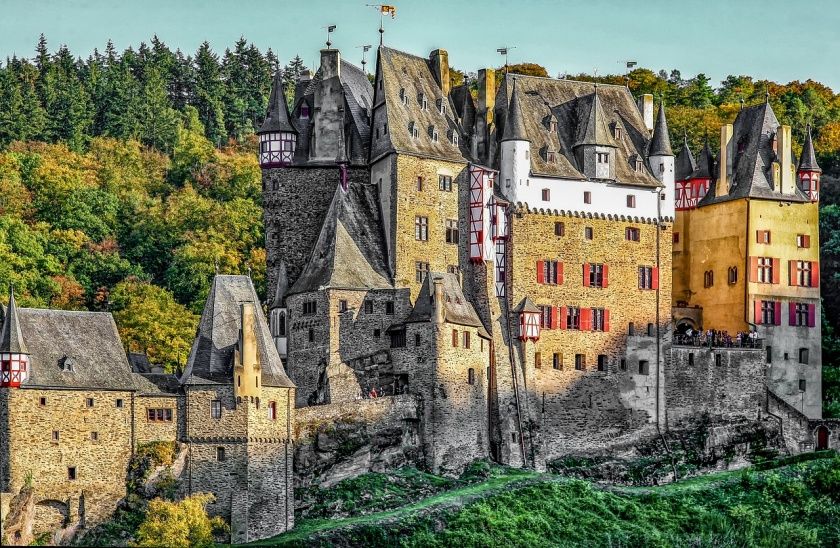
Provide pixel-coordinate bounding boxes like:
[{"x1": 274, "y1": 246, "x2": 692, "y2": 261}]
[
  {"x1": 501, "y1": 78, "x2": 528, "y2": 142},
  {"x1": 574, "y1": 84, "x2": 616, "y2": 149},
  {"x1": 270, "y1": 261, "x2": 289, "y2": 310},
  {"x1": 675, "y1": 132, "x2": 696, "y2": 181},
  {"x1": 798, "y1": 125, "x2": 821, "y2": 172},
  {"x1": 258, "y1": 71, "x2": 297, "y2": 134},
  {"x1": 649, "y1": 101, "x2": 673, "y2": 156},
  {"x1": 690, "y1": 137, "x2": 714, "y2": 179},
  {"x1": 1, "y1": 285, "x2": 28, "y2": 354}
]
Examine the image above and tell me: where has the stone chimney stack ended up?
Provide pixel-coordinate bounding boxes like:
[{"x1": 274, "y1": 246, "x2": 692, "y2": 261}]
[
  {"x1": 717, "y1": 124, "x2": 734, "y2": 197},
  {"x1": 638, "y1": 94, "x2": 654, "y2": 131},
  {"x1": 432, "y1": 277, "x2": 445, "y2": 325},
  {"x1": 235, "y1": 302, "x2": 261, "y2": 399},
  {"x1": 776, "y1": 125, "x2": 795, "y2": 195},
  {"x1": 476, "y1": 68, "x2": 496, "y2": 162},
  {"x1": 320, "y1": 49, "x2": 341, "y2": 80},
  {"x1": 430, "y1": 49, "x2": 450, "y2": 96}
]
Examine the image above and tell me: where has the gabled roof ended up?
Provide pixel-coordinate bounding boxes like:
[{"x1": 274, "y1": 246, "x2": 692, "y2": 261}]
[
  {"x1": 369, "y1": 46, "x2": 470, "y2": 163},
  {"x1": 798, "y1": 125, "x2": 821, "y2": 172},
  {"x1": 404, "y1": 273, "x2": 489, "y2": 338},
  {"x1": 648, "y1": 102, "x2": 673, "y2": 156},
  {"x1": 182, "y1": 275, "x2": 293, "y2": 388},
  {"x1": 690, "y1": 139, "x2": 714, "y2": 180},
  {"x1": 493, "y1": 76, "x2": 660, "y2": 187},
  {"x1": 501, "y1": 79, "x2": 528, "y2": 142},
  {"x1": 12, "y1": 308, "x2": 138, "y2": 390},
  {"x1": 289, "y1": 182, "x2": 392, "y2": 295},
  {"x1": 1, "y1": 288, "x2": 27, "y2": 354},
  {"x1": 700, "y1": 102, "x2": 809, "y2": 205},
  {"x1": 675, "y1": 135, "x2": 697, "y2": 181},
  {"x1": 258, "y1": 72, "x2": 296, "y2": 134}
]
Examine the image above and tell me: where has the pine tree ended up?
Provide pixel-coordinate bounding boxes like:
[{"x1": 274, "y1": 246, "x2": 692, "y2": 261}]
[
  {"x1": 282, "y1": 55, "x2": 306, "y2": 107},
  {"x1": 139, "y1": 66, "x2": 178, "y2": 151},
  {"x1": 192, "y1": 42, "x2": 226, "y2": 146}
]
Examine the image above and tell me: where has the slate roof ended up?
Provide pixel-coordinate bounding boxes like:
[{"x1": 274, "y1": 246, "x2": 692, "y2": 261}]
[
  {"x1": 258, "y1": 72, "x2": 296, "y2": 134},
  {"x1": 269, "y1": 260, "x2": 290, "y2": 310},
  {"x1": 133, "y1": 372, "x2": 180, "y2": 395},
  {"x1": 369, "y1": 46, "x2": 471, "y2": 163},
  {"x1": 798, "y1": 125, "x2": 821, "y2": 172},
  {"x1": 501, "y1": 79, "x2": 528, "y2": 142},
  {"x1": 690, "y1": 139, "x2": 715, "y2": 180},
  {"x1": 289, "y1": 181, "x2": 392, "y2": 295},
  {"x1": 13, "y1": 308, "x2": 138, "y2": 391},
  {"x1": 493, "y1": 75, "x2": 661, "y2": 187},
  {"x1": 181, "y1": 275, "x2": 294, "y2": 388},
  {"x1": 649, "y1": 102, "x2": 673, "y2": 156},
  {"x1": 700, "y1": 103, "x2": 809, "y2": 205},
  {"x1": 675, "y1": 135, "x2": 697, "y2": 181},
  {"x1": 513, "y1": 297, "x2": 540, "y2": 314},
  {"x1": 1, "y1": 289, "x2": 27, "y2": 354},
  {"x1": 404, "y1": 273, "x2": 490, "y2": 338}
]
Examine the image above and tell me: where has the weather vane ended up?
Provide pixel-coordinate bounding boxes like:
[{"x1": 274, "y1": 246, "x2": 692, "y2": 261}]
[
  {"x1": 358, "y1": 44, "x2": 372, "y2": 73},
  {"x1": 497, "y1": 46, "x2": 516, "y2": 74},
  {"x1": 367, "y1": 4, "x2": 397, "y2": 46},
  {"x1": 323, "y1": 24, "x2": 336, "y2": 49}
]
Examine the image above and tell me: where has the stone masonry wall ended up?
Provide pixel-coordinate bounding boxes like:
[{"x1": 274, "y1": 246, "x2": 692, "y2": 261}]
[
  {"x1": 2, "y1": 388, "x2": 133, "y2": 534},
  {"x1": 134, "y1": 395, "x2": 180, "y2": 444}
]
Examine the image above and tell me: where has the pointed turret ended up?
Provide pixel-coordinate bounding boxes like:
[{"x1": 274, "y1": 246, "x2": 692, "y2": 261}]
[
  {"x1": 674, "y1": 133, "x2": 696, "y2": 182},
  {"x1": 259, "y1": 72, "x2": 296, "y2": 135},
  {"x1": 798, "y1": 125, "x2": 821, "y2": 173},
  {"x1": 649, "y1": 101, "x2": 673, "y2": 157},
  {"x1": 691, "y1": 138, "x2": 714, "y2": 180},
  {"x1": 1, "y1": 286, "x2": 27, "y2": 355},
  {"x1": 501, "y1": 79, "x2": 528, "y2": 142},
  {"x1": 257, "y1": 72, "x2": 298, "y2": 167},
  {"x1": 574, "y1": 85, "x2": 616, "y2": 149},
  {"x1": 798, "y1": 124, "x2": 821, "y2": 201}
]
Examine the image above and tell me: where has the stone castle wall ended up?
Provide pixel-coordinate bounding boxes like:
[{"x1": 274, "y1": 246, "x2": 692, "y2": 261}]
[{"x1": 135, "y1": 395, "x2": 180, "y2": 444}]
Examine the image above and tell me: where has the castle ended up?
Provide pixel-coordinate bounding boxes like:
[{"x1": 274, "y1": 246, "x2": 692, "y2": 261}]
[{"x1": 1, "y1": 42, "x2": 837, "y2": 544}]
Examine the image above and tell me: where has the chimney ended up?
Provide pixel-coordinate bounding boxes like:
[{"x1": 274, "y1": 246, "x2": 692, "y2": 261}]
[
  {"x1": 638, "y1": 94, "x2": 654, "y2": 131},
  {"x1": 235, "y1": 302, "x2": 261, "y2": 398},
  {"x1": 429, "y1": 49, "x2": 450, "y2": 96},
  {"x1": 320, "y1": 49, "x2": 341, "y2": 80},
  {"x1": 476, "y1": 68, "x2": 496, "y2": 162},
  {"x1": 432, "y1": 277, "x2": 445, "y2": 325},
  {"x1": 776, "y1": 125, "x2": 795, "y2": 194},
  {"x1": 717, "y1": 124, "x2": 734, "y2": 197}
]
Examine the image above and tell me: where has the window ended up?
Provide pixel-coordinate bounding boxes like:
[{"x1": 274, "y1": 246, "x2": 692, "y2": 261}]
[
  {"x1": 339, "y1": 300, "x2": 348, "y2": 313},
  {"x1": 534, "y1": 352, "x2": 542, "y2": 369},
  {"x1": 446, "y1": 219, "x2": 459, "y2": 244},
  {"x1": 584, "y1": 227, "x2": 594, "y2": 240},
  {"x1": 468, "y1": 368, "x2": 475, "y2": 385},
  {"x1": 512, "y1": 432, "x2": 518, "y2": 442},
  {"x1": 597, "y1": 354, "x2": 608, "y2": 371},
  {"x1": 302, "y1": 300, "x2": 317, "y2": 315},
  {"x1": 575, "y1": 354, "x2": 586, "y2": 371},
  {"x1": 614, "y1": 126, "x2": 623, "y2": 140},
  {"x1": 596, "y1": 152, "x2": 609, "y2": 164},
  {"x1": 439, "y1": 174, "x2": 453, "y2": 191},
  {"x1": 384, "y1": 123, "x2": 388, "y2": 135},
  {"x1": 704, "y1": 270, "x2": 714, "y2": 288},
  {"x1": 416, "y1": 261, "x2": 430, "y2": 283},
  {"x1": 463, "y1": 331, "x2": 471, "y2": 349},
  {"x1": 364, "y1": 300, "x2": 374, "y2": 314},
  {"x1": 799, "y1": 379, "x2": 806, "y2": 392},
  {"x1": 673, "y1": 232, "x2": 680, "y2": 244},
  {"x1": 447, "y1": 265, "x2": 459, "y2": 275},
  {"x1": 728, "y1": 266, "x2": 738, "y2": 285},
  {"x1": 400, "y1": 87, "x2": 408, "y2": 104},
  {"x1": 638, "y1": 360, "x2": 650, "y2": 375},
  {"x1": 68, "y1": 467, "x2": 77, "y2": 480},
  {"x1": 620, "y1": 359, "x2": 627, "y2": 371},
  {"x1": 390, "y1": 329, "x2": 406, "y2": 348},
  {"x1": 757, "y1": 257, "x2": 773, "y2": 283},
  {"x1": 793, "y1": 302, "x2": 810, "y2": 327},
  {"x1": 584, "y1": 191, "x2": 592, "y2": 204},
  {"x1": 91, "y1": 431, "x2": 99, "y2": 441},
  {"x1": 52, "y1": 430, "x2": 60, "y2": 442},
  {"x1": 415, "y1": 333, "x2": 421, "y2": 346},
  {"x1": 626, "y1": 195, "x2": 636, "y2": 208},
  {"x1": 756, "y1": 230, "x2": 771, "y2": 244},
  {"x1": 794, "y1": 261, "x2": 813, "y2": 287},
  {"x1": 587, "y1": 263, "x2": 606, "y2": 288},
  {"x1": 451, "y1": 132, "x2": 458, "y2": 146},
  {"x1": 116, "y1": 398, "x2": 124, "y2": 408},
  {"x1": 658, "y1": 163, "x2": 665, "y2": 174},
  {"x1": 452, "y1": 329, "x2": 459, "y2": 348},
  {"x1": 211, "y1": 400, "x2": 222, "y2": 419},
  {"x1": 148, "y1": 408, "x2": 173, "y2": 422},
  {"x1": 761, "y1": 300, "x2": 776, "y2": 325},
  {"x1": 554, "y1": 222, "x2": 565, "y2": 236},
  {"x1": 542, "y1": 188, "x2": 550, "y2": 201},
  {"x1": 796, "y1": 234, "x2": 811, "y2": 248},
  {"x1": 438, "y1": 99, "x2": 446, "y2": 115},
  {"x1": 766, "y1": 346, "x2": 773, "y2": 364},
  {"x1": 799, "y1": 348, "x2": 809, "y2": 364},
  {"x1": 86, "y1": 397, "x2": 94, "y2": 408},
  {"x1": 373, "y1": 329, "x2": 381, "y2": 338},
  {"x1": 217, "y1": 447, "x2": 226, "y2": 462},
  {"x1": 409, "y1": 122, "x2": 419, "y2": 138},
  {"x1": 635, "y1": 158, "x2": 644, "y2": 172},
  {"x1": 39, "y1": 396, "x2": 46, "y2": 406},
  {"x1": 417, "y1": 176, "x2": 424, "y2": 191},
  {"x1": 415, "y1": 216, "x2": 429, "y2": 241},
  {"x1": 268, "y1": 401, "x2": 277, "y2": 420},
  {"x1": 538, "y1": 260, "x2": 562, "y2": 285},
  {"x1": 538, "y1": 305, "x2": 553, "y2": 329},
  {"x1": 553, "y1": 352, "x2": 563, "y2": 370},
  {"x1": 566, "y1": 307, "x2": 581, "y2": 330},
  {"x1": 419, "y1": 93, "x2": 428, "y2": 110},
  {"x1": 688, "y1": 353, "x2": 695, "y2": 366},
  {"x1": 628, "y1": 322, "x2": 635, "y2": 336},
  {"x1": 385, "y1": 301, "x2": 395, "y2": 315},
  {"x1": 308, "y1": 327, "x2": 315, "y2": 342},
  {"x1": 430, "y1": 126, "x2": 439, "y2": 142},
  {"x1": 715, "y1": 354, "x2": 722, "y2": 367},
  {"x1": 591, "y1": 308, "x2": 606, "y2": 331},
  {"x1": 625, "y1": 227, "x2": 640, "y2": 241},
  {"x1": 639, "y1": 266, "x2": 654, "y2": 290},
  {"x1": 546, "y1": 151, "x2": 556, "y2": 163}
]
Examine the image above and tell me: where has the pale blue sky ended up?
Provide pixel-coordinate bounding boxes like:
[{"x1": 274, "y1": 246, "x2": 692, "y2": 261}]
[{"x1": 2, "y1": 0, "x2": 839, "y2": 89}]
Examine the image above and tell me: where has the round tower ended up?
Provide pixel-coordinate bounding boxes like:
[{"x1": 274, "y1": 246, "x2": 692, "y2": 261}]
[
  {"x1": 0, "y1": 286, "x2": 30, "y2": 388},
  {"x1": 500, "y1": 78, "x2": 530, "y2": 203},
  {"x1": 257, "y1": 71, "x2": 298, "y2": 168}
]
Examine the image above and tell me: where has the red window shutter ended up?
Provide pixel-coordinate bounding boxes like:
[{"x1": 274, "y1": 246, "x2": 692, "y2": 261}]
[
  {"x1": 580, "y1": 308, "x2": 592, "y2": 331},
  {"x1": 749, "y1": 257, "x2": 758, "y2": 282},
  {"x1": 536, "y1": 261, "x2": 545, "y2": 284},
  {"x1": 754, "y1": 300, "x2": 762, "y2": 324},
  {"x1": 789, "y1": 301, "x2": 796, "y2": 326},
  {"x1": 808, "y1": 303, "x2": 816, "y2": 327},
  {"x1": 755, "y1": 230, "x2": 761, "y2": 243},
  {"x1": 582, "y1": 263, "x2": 590, "y2": 287},
  {"x1": 558, "y1": 262, "x2": 564, "y2": 285},
  {"x1": 603, "y1": 309, "x2": 610, "y2": 332},
  {"x1": 559, "y1": 306, "x2": 568, "y2": 329},
  {"x1": 771, "y1": 258, "x2": 780, "y2": 284},
  {"x1": 602, "y1": 265, "x2": 609, "y2": 287},
  {"x1": 789, "y1": 260, "x2": 798, "y2": 286},
  {"x1": 804, "y1": 235, "x2": 811, "y2": 248},
  {"x1": 652, "y1": 267, "x2": 659, "y2": 290},
  {"x1": 774, "y1": 301, "x2": 782, "y2": 326},
  {"x1": 811, "y1": 262, "x2": 820, "y2": 288},
  {"x1": 550, "y1": 306, "x2": 559, "y2": 329}
]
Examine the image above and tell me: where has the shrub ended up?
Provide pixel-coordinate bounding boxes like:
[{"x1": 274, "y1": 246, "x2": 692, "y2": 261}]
[{"x1": 132, "y1": 493, "x2": 227, "y2": 548}]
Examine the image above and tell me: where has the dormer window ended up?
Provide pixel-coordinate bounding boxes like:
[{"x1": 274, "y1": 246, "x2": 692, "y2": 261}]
[
  {"x1": 634, "y1": 157, "x2": 644, "y2": 172},
  {"x1": 409, "y1": 121, "x2": 419, "y2": 139},
  {"x1": 400, "y1": 88, "x2": 408, "y2": 105},
  {"x1": 451, "y1": 131, "x2": 458, "y2": 146},
  {"x1": 419, "y1": 93, "x2": 428, "y2": 110},
  {"x1": 430, "y1": 126, "x2": 438, "y2": 142},
  {"x1": 613, "y1": 125, "x2": 622, "y2": 140},
  {"x1": 300, "y1": 103, "x2": 310, "y2": 119},
  {"x1": 546, "y1": 151, "x2": 556, "y2": 163},
  {"x1": 437, "y1": 98, "x2": 446, "y2": 115}
]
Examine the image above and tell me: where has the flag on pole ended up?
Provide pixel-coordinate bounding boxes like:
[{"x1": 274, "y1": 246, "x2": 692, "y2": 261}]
[
  {"x1": 327, "y1": 25, "x2": 336, "y2": 32},
  {"x1": 381, "y1": 5, "x2": 396, "y2": 17},
  {"x1": 626, "y1": 61, "x2": 637, "y2": 69}
]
